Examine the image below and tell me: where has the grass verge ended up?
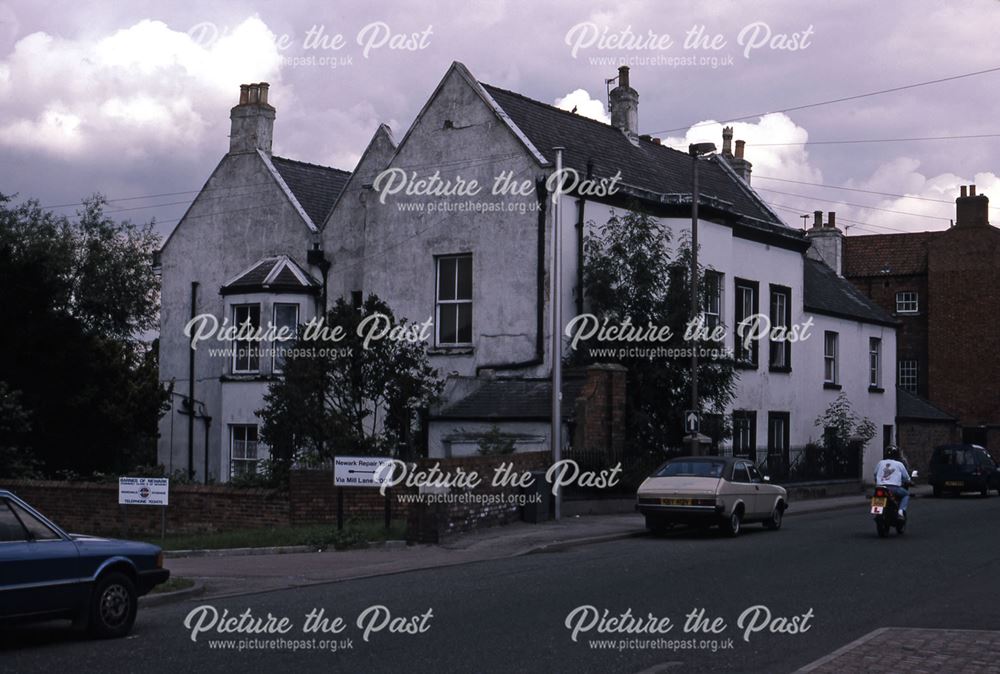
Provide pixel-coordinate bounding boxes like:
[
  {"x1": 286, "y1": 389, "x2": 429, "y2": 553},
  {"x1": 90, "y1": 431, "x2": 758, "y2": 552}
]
[
  {"x1": 150, "y1": 577, "x2": 195, "y2": 594},
  {"x1": 144, "y1": 519, "x2": 407, "y2": 551}
]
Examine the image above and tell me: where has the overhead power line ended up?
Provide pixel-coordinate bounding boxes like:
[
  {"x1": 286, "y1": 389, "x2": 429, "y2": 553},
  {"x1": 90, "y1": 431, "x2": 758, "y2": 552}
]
[
  {"x1": 755, "y1": 175, "x2": 1000, "y2": 212},
  {"x1": 754, "y1": 187, "x2": 952, "y2": 221},
  {"x1": 644, "y1": 64, "x2": 1000, "y2": 136},
  {"x1": 752, "y1": 133, "x2": 1000, "y2": 147}
]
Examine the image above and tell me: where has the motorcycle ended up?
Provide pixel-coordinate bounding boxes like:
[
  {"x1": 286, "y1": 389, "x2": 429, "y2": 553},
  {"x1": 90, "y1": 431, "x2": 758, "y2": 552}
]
[{"x1": 870, "y1": 471, "x2": 917, "y2": 538}]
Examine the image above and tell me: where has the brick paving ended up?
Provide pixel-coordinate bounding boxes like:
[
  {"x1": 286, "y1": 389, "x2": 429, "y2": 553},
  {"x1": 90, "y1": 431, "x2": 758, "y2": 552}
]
[{"x1": 798, "y1": 627, "x2": 1000, "y2": 673}]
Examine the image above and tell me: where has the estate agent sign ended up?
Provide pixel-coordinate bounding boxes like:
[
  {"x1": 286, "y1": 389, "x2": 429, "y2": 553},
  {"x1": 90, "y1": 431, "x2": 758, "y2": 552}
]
[{"x1": 118, "y1": 477, "x2": 170, "y2": 506}]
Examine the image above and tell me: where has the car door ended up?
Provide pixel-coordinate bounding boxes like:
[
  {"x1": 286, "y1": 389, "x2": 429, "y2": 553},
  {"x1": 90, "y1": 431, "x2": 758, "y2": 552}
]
[
  {"x1": 730, "y1": 462, "x2": 759, "y2": 518},
  {"x1": 747, "y1": 463, "x2": 771, "y2": 517},
  {"x1": 0, "y1": 497, "x2": 82, "y2": 618}
]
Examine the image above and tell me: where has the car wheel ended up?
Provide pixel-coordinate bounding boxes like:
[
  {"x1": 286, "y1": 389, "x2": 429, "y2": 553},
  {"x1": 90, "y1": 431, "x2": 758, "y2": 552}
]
[
  {"x1": 764, "y1": 503, "x2": 784, "y2": 530},
  {"x1": 88, "y1": 571, "x2": 137, "y2": 639},
  {"x1": 723, "y1": 508, "x2": 742, "y2": 537}
]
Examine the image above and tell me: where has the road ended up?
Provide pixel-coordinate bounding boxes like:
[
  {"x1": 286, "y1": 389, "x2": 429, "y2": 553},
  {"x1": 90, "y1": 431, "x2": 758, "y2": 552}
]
[{"x1": 3, "y1": 494, "x2": 999, "y2": 673}]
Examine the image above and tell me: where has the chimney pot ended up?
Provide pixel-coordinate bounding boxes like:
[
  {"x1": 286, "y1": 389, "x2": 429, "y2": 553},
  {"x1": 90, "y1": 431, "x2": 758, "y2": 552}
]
[
  {"x1": 960, "y1": 185, "x2": 968, "y2": 198},
  {"x1": 652, "y1": 137, "x2": 661, "y2": 145},
  {"x1": 230, "y1": 81, "x2": 276, "y2": 155},
  {"x1": 955, "y1": 185, "x2": 989, "y2": 227},
  {"x1": 734, "y1": 139, "x2": 745, "y2": 159},
  {"x1": 239, "y1": 84, "x2": 250, "y2": 105},
  {"x1": 259, "y1": 82, "x2": 270, "y2": 105},
  {"x1": 970, "y1": 184, "x2": 976, "y2": 197},
  {"x1": 618, "y1": 65, "x2": 630, "y2": 89},
  {"x1": 827, "y1": 211, "x2": 836, "y2": 229},
  {"x1": 813, "y1": 210, "x2": 823, "y2": 228},
  {"x1": 248, "y1": 84, "x2": 260, "y2": 104},
  {"x1": 722, "y1": 126, "x2": 733, "y2": 156}
]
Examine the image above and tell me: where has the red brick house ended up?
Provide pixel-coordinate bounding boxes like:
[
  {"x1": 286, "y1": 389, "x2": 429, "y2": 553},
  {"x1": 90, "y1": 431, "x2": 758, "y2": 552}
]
[{"x1": 843, "y1": 185, "x2": 1000, "y2": 452}]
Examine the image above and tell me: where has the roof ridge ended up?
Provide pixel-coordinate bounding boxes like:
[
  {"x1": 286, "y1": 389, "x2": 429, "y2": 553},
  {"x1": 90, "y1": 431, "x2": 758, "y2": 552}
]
[
  {"x1": 480, "y1": 81, "x2": 693, "y2": 161},
  {"x1": 271, "y1": 154, "x2": 351, "y2": 175}
]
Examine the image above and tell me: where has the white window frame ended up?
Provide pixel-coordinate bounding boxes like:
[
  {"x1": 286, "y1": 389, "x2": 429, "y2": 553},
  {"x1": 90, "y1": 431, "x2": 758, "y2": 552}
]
[
  {"x1": 435, "y1": 254, "x2": 473, "y2": 346},
  {"x1": 895, "y1": 291, "x2": 919, "y2": 314},
  {"x1": 232, "y1": 303, "x2": 261, "y2": 374},
  {"x1": 703, "y1": 270, "x2": 723, "y2": 330},
  {"x1": 272, "y1": 302, "x2": 299, "y2": 374},
  {"x1": 869, "y1": 337, "x2": 882, "y2": 388},
  {"x1": 824, "y1": 331, "x2": 839, "y2": 384},
  {"x1": 230, "y1": 424, "x2": 260, "y2": 478},
  {"x1": 898, "y1": 359, "x2": 918, "y2": 393}
]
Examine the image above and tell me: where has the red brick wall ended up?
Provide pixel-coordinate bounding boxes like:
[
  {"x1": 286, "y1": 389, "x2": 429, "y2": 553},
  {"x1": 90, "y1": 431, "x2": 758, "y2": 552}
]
[
  {"x1": 897, "y1": 420, "x2": 961, "y2": 474},
  {"x1": 406, "y1": 451, "x2": 551, "y2": 543},
  {"x1": 573, "y1": 364, "x2": 627, "y2": 453},
  {"x1": 0, "y1": 480, "x2": 289, "y2": 536},
  {"x1": 289, "y1": 470, "x2": 414, "y2": 524},
  {"x1": 927, "y1": 226, "x2": 1000, "y2": 425}
]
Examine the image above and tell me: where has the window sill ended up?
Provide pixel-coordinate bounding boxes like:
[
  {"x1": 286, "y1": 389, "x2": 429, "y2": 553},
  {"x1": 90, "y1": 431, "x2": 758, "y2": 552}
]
[
  {"x1": 823, "y1": 382, "x2": 842, "y2": 390},
  {"x1": 868, "y1": 386, "x2": 885, "y2": 394},
  {"x1": 735, "y1": 361, "x2": 759, "y2": 371},
  {"x1": 427, "y1": 346, "x2": 474, "y2": 356},
  {"x1": 768, "y1": 366, "x2": 792, "y2": 374},
  {"x1": 221, "y1": 373, "x2": 278, "y2": 382}
]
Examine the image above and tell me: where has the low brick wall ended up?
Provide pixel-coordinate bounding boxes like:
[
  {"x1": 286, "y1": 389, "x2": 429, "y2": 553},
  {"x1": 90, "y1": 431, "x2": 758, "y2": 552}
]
[
  {"x1": 406, "y1": 451, "x2": 552, "y2": 544},
  {"x1": 0, "y1": 480, "x2": 289, "y2": 536},
  {"x1": 289, "y1": 470, "x2": 414, "y2": 524}
]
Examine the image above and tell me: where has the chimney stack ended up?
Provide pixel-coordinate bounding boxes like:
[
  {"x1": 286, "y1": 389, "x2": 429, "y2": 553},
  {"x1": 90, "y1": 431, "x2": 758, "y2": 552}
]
[
  {"x1": 805, "y1": 210, "x2": 844, "y2": 275},
  {"x1": 608, "y1": 66, "x2": 639, "y2": 136},
  {"x1": 722, "y1": 126, "x2": 733, "y2": 156},
  {"x1": 723, "y1": 139, "x2": 752, "y2": 183},
  {"x1": 955, "y1": 184, "x2": 989, "y2": 227},
  {"x1": 229, "y1": 81, "x2": 276, "y2": 155}
]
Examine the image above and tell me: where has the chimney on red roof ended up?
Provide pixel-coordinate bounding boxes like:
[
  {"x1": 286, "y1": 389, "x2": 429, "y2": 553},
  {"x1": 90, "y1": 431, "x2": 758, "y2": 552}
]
[
  {"x1": 230, "y1": 81, "x2": 276, "y2": 155},
  {"x1": 955, "y1": 184, "x2": 989, "y2": 227}
]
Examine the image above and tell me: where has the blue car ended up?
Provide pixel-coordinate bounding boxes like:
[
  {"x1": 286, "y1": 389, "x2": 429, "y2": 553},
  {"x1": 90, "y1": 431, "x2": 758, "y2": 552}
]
[{"x1": 0, "y1": 489, "x2": 169, "y2": 638}]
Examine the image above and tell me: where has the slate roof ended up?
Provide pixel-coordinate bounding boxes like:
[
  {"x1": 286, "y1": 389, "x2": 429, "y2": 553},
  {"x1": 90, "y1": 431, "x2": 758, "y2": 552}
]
[
  {"x1": 432, "y1": 376, "x2": 587, "y2": 421},
  {"x1": 481, "y1": 83, "x2": 794, "y2": 237},
  {"x1": 221, "y1": 255, "x2": 321, "y2": 295},
  {"x1": 842, "y1": 232, "x2": 940, "y2": 277},
  {"x1": 896, "y1": 387, "x2": 956, "y2": 421},
  {"x1": 803, "y1": 257, "x2": 896, "y2": 326},
  {"x1": 270, "y1": 156, "x2": 351, "y2": 227}
]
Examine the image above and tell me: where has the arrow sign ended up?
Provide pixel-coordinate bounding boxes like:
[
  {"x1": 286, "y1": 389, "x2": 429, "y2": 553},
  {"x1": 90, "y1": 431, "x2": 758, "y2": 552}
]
[{"x1": 684, "y1": 410, "x2": 700, "y2": 434}]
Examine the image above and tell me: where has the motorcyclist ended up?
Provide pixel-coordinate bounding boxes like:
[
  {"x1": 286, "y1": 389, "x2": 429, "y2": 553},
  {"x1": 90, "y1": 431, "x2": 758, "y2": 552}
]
[{"x1": 874, "y1": 445, "x2": 912, "y2": 519}]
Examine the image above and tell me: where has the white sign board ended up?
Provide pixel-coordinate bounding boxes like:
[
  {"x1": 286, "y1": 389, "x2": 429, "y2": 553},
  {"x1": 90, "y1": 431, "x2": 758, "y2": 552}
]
[
  {"x1": 118, "y1": 477, "x2": 170, "y2": 506},
  {"x1": 334, "y1": 456, "x2": 394, "y2": 487}
]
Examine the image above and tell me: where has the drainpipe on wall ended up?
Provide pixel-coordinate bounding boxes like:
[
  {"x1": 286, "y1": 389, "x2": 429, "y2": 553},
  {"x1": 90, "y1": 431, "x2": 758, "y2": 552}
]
[
  {"x1": 474, "y1": 175, "x2": 549, "y2": 375},
  {"x1": 187, "y1": 281, "x2": 199, "y2": 481}
]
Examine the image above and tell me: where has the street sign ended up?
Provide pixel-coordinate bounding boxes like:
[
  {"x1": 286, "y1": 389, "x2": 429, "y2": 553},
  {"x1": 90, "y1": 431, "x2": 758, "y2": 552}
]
[
  {"x1": 684, "y1": 410, "x2": 700, "y2": 434},
  {"x1": 334, "y1": 456, "x2": 395, "y2": 487},
  {"x1": 118, "y1": 477, "x2": 169, "y2": 506}
]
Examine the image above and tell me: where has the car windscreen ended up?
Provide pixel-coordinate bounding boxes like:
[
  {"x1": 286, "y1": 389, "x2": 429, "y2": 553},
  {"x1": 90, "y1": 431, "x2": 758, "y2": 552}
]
[{"x1": 654, "y1": 461, "x2": 725, "y2": 478}]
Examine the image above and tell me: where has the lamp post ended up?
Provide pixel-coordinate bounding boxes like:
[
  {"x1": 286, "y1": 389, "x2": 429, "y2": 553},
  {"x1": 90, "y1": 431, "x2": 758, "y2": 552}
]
[
  {"x1": 688, "y1": 142, "x2": 716, "y2": 455},
  {"x1": 551, "y1": 147, "x2": 565, "y2": 520}
]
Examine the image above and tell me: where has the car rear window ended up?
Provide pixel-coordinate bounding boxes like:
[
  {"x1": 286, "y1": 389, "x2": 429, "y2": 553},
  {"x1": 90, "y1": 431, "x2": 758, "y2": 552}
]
[
  {"x1": 655, "y1": 461, "x2": 725, "y2": 478},
  {"x1": 932, "y1": 448, "x2": 974, "y2": 466}
]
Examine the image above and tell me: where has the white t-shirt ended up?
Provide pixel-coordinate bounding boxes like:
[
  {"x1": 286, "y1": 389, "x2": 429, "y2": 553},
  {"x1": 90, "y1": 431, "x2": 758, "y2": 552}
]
[{"x1": 874, "y1": 459, "x2": 910, "y2": 487}]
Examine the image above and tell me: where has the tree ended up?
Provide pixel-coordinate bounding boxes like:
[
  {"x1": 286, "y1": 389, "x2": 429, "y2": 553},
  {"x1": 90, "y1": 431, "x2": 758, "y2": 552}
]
[
  {"x1": 0, "y1": 194, "x2": 167, "y2": 476},
  {"x1": 259, "y1": 295, "x2": 443, "y2": 482},
  {"x1": 0, "y1": 382, "x2": 39, "y2": 478},
  {"x1": 815, "y1": 392, "x2": 877, "y2": 451},
  {"x1": 580, "y1": 209, "x2": 738, "y2": 454}
]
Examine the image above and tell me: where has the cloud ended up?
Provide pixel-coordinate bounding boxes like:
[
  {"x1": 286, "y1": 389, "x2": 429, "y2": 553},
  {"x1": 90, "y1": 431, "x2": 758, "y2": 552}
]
[
  {"x1": 0, "y1": 16, "x2": 284, "y2": 158},
  {"x1": 554, "y1": 88, "x2": 610, "y2": 124}
]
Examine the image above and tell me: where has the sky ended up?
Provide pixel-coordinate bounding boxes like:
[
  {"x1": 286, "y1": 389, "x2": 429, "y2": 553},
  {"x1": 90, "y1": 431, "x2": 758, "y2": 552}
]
[{"x1": 1, "y1": 0, "x2": 999, "y2": 239}]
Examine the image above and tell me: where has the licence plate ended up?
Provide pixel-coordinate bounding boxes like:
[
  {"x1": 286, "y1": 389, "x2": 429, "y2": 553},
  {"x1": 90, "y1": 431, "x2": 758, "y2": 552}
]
[
  {"x1": 871, "y1": 497, "x2": 886, "y2": 508},
  {"x1": 945, "y1": 481, "x2": 963, "y2": 487},
  {"x1": 870, "y1": 506, "x2": 884, "y2": 515},
  {"x1": 661, "y1": 498, "x2": 693, "y2": 506}
]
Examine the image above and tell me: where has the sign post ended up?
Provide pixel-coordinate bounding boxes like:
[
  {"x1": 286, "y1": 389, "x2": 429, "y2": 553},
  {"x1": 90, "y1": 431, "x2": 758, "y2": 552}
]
[
  {"x1": 118, "y1": 477, "x2": 170, "y2": 539},
  {"x1": 334, "y1": 456, "x2": 395, "y2": 532}
]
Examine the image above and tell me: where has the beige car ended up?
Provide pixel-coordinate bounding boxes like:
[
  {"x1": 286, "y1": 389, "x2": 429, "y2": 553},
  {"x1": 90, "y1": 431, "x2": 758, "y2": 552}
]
[{"x1": 637, "y1": 456, "x2": 788, "y2": 536}]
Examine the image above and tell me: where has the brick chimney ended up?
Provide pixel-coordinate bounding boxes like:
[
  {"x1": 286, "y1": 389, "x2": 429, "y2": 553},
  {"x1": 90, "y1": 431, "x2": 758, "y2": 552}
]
[
  {"x1": 805, "y1": 210, "x2": 844, "y2": 275},
  {"x1": 722, "y1": 137, "x2": 752, "y2": 183},
  {"x1": 608, "y1": 66, "x2": 639, "y2": 135},
  {"x1": 230, "y1": 82, "x2": 275, "y2": 155},
  {"x1": 955, "y1": 184, "x2": 989, "y2": 227}
]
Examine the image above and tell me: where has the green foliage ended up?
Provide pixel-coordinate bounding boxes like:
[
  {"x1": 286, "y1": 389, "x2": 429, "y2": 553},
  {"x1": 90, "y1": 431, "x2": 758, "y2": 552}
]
[
  {"x1": 0, "y1": 382, "x2": 41, "y2": 478},
  {"x1": 815, "y1": 393, "x2": 877, "y2": 451},
  {"x1": 476, "y1": 424, "x2": 517, "y2": 456},
  {"x1": 580, "y1": 209, "x2": 738, "y2": 454},
  {"x1": 259, "y1": 295, "x2": 443, "y2": 479},
  {"x1": 0, "y1": 194, "x2": 168, "y2": 477}
]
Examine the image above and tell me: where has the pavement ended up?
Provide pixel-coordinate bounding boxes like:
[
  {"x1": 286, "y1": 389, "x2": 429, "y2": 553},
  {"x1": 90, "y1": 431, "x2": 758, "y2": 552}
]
[
  {"x1": 166, "y1": 486, "x2": 931, "y2": 599},
  {"x1": 796, "y1": 627, "x2": 1000, "y2": 673}
]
